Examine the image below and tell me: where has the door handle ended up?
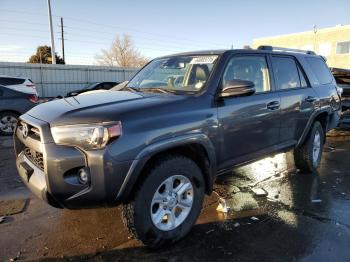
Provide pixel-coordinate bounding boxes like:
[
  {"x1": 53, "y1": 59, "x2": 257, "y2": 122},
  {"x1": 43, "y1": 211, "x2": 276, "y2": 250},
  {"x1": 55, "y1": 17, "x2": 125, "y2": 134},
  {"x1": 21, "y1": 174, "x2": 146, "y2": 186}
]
[
  {"x1": 266, "y1": 101, "x2": 280, "y2": 110},
  {"x1": 305, "y1": 96, "x2": 317, "y2": 103}
]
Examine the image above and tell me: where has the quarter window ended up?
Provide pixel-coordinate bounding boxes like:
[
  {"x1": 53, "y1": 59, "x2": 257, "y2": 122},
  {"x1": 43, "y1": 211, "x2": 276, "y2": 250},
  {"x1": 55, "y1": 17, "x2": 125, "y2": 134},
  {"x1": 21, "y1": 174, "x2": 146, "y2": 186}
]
[
  {"x1": 0, "y1": 77, "x2": 25, "y2": 85},
  {"x1": 222, "y1": 55, "x2": 271, "y2": 93},
  {"x1": 305, "y1": 57, "x2": 333, "y2": 85},
  {"x1": 271, "y1": 56, "x2": 301, "y2": 90}
]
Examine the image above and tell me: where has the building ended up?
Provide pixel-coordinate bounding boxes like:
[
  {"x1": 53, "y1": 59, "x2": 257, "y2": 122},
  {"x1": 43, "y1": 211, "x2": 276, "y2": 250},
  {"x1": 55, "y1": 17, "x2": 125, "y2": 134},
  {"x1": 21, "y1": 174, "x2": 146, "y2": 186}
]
[{"x1": 253, "y1": 25, "x2": 350, "y2": 69}]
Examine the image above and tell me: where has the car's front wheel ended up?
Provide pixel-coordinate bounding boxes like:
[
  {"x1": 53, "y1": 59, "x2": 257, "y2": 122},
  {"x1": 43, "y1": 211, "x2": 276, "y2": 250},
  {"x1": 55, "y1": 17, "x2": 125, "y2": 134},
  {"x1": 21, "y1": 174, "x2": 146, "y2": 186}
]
[
  {"x1": 294, "y1": 121, "x2": 325, "y2": 173},
  {"x1": 122, "y1": 155, "x2": 205, "y2": 248},
  {"x1": 0, "y1": 112, "x2": 19, "y2": 136}
]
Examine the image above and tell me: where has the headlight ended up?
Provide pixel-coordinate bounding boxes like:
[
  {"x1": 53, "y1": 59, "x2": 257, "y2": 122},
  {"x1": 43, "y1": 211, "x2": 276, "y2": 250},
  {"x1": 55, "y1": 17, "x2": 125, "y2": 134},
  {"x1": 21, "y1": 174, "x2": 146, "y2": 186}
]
[{"x1": 51, "y1": 122, "x2": 122, "y2": 150}]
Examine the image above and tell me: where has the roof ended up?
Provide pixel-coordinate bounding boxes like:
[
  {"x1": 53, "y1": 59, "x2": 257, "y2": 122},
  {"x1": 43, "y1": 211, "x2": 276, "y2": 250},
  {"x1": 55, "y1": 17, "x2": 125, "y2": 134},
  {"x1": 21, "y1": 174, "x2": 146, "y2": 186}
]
[
  {"x1": 159, "y1": 50, "x2": 227, "y2": 58},
  {"x1": 158, "y1": 48, "x2": 318, "y2": 59}
]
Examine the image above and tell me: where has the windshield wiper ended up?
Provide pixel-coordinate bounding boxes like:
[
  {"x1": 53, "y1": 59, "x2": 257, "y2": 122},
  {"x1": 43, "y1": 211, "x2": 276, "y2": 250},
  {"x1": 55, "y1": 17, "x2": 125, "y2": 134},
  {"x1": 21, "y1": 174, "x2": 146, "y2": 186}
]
[
  {"x1": 122, "y1": 86, "x2": 141, "y2": 92},
  {"x1": 139, "y1": 87, "x2": 177, "y2": 94}
]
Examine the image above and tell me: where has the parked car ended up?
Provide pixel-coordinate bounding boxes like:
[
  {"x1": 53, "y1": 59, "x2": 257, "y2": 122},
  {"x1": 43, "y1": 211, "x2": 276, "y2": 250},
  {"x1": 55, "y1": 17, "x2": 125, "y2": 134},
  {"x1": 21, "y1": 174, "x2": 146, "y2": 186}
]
[
  {"x1": 331, "y1": 67, "x2": 350, "y2": 110},
  {"x1": 14, "y1": 46, "x2": 341, "y2": 248},
  {"x1": 0, "y1": 75, "x2": 38, "y2": 96},
  {"x1": 66, "y1": 82, "x2": 119, "y2": 96},
  {"x1": 0, "y1": 85, "x2": 38, "y2": 135}
]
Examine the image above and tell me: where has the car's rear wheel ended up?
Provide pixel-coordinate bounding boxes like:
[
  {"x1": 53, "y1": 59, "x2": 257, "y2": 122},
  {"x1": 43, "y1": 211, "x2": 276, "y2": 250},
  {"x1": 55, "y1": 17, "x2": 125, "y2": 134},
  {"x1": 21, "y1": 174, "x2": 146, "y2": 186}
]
[
  {"x1": 294, "y1": 121, "x2": 324, "y2": 173},
  {"x1": 122, "y1": 155, "x2": 205, "y2": 248},
  {"x1": 0, "y1": 112, "x2": 19, "y2": 136}
]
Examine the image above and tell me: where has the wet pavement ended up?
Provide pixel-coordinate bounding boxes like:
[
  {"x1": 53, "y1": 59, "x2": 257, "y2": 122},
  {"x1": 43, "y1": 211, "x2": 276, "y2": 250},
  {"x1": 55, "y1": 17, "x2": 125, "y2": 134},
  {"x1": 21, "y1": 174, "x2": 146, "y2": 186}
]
[{"x1": 1, "y1": 130, "x2": 350, "y2": 262}]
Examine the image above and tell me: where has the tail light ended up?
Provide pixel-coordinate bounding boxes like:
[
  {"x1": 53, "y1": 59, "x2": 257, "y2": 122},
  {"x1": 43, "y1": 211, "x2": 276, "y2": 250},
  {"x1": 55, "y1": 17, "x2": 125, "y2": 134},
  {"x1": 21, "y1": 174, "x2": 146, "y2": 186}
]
[{"x1": 28, "y1": 95, "x2": 39, "y2": 103}]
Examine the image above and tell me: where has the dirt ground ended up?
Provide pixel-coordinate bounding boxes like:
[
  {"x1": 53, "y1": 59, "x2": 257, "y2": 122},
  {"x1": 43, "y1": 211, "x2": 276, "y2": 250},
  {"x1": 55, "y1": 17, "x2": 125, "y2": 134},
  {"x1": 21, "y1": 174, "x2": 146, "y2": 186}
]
[{"x1": 1, "y1": 130, "x2": 350, "y2": 262}]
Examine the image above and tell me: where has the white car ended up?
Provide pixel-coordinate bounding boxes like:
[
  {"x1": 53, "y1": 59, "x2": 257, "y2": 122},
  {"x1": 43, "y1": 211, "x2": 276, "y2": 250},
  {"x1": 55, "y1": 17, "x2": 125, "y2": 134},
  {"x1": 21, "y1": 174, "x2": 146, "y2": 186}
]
[{"x1": 0, "y1": 75, "x2": 38, "y2": 95}]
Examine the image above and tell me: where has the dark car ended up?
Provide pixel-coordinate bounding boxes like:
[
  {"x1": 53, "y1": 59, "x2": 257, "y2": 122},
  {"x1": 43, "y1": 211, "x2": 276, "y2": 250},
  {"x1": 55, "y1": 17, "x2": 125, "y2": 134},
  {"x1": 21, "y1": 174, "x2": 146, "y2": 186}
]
[
  {"x1": 66, "y1": 82, "x2": 119, "y2": 96},
  {"x1": 14, "y1": 46, "x2": 341, "y2": 248},
  {"x1": 331, "y1": 67, "x2": 350, "y2": 110},
  {"x1": 0, "y1": 85, "x2": 38, "y2": 135}
]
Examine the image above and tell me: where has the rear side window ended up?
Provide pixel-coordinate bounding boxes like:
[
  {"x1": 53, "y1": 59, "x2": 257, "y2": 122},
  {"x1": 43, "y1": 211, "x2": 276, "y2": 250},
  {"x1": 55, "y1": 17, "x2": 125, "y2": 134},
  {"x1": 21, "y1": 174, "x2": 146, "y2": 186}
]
[
  {"x1": 305, "y1": 57, "x2": 333, "y2": 85},
  {"x1": 0, "y1": 77, "x2": 25, "y2": 85},
  {"x1": 271, "y1": 56, "x2": 301, "y2": 90}
]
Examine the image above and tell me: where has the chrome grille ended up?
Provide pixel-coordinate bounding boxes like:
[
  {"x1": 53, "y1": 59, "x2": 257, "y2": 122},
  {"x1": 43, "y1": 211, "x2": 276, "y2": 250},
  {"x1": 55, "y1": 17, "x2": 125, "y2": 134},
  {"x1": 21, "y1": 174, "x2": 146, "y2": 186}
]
[{"x1": 24, "y1": 147, "x2": 44, "y2": 171}]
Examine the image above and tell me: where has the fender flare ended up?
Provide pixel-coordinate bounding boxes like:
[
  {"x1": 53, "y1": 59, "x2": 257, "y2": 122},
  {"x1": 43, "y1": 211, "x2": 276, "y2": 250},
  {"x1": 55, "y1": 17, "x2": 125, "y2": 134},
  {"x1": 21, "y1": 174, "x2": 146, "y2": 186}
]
[
  {"x1": 116, "y1": 133, "x2": 217, "y2": 202},
  {"x1": 296, "y1": 108, "x2": 331, "y2": 147}
]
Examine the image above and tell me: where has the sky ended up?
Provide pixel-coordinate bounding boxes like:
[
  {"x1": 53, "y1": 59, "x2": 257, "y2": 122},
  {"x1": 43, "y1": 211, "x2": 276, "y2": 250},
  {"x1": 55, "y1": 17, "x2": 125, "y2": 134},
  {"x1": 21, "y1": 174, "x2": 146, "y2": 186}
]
[{"x1": 0, "y1": 0, "x2": 349, "y2": 65}]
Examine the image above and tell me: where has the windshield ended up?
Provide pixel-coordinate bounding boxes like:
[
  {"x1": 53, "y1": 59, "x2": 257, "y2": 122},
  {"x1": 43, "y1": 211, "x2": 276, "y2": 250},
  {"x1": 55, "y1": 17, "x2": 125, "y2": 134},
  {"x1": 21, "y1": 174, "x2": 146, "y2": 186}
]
[
  {"x1": 85, "y1": 83, "x2": 99, "y2": 90},
  {"x1": 127, "y1": 55, "x2": 218, "y2": 93}
]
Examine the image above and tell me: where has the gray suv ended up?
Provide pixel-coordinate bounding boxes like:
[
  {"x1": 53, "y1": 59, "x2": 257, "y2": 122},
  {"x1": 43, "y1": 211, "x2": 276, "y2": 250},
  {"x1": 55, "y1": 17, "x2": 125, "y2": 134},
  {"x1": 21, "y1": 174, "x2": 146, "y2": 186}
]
[{"x1": 14, "y1": 46, "x2": 341, "y2": 248}]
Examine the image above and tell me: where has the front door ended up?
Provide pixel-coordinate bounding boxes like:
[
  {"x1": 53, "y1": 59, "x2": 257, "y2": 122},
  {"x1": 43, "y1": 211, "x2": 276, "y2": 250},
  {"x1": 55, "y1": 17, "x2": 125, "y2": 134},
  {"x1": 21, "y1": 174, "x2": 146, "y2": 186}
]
[{"x1": 217, "y1": 54, "x2": 281, "y2": 169}]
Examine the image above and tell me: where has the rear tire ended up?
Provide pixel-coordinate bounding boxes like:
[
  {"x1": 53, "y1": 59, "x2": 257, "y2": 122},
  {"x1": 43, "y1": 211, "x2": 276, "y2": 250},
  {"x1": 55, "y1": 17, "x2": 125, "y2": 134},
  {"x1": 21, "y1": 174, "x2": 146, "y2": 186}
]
[
  {"x1": 0, "y1": 112, "x2": 19, "y2": 136},
  {"x1": 122, "y1": 155, "x2": 205, "y2": 248},
  {"x1": 294, "y1": 121, "x2": 324, "y2": 173}
]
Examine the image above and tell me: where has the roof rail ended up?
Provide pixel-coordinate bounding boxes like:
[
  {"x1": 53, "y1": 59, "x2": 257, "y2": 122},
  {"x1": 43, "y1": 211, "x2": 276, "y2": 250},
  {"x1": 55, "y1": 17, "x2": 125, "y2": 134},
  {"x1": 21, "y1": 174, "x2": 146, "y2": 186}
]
[{"x1": 257, "y1": 45, "x2": 316, "y2": 55}]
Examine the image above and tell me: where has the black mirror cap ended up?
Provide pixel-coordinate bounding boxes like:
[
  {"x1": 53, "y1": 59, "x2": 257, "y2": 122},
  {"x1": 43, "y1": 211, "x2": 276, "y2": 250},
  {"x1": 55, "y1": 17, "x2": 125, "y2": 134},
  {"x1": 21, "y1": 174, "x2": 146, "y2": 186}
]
[{"x1": 220, "y1": 79, "x2": 256, "y2": 98}]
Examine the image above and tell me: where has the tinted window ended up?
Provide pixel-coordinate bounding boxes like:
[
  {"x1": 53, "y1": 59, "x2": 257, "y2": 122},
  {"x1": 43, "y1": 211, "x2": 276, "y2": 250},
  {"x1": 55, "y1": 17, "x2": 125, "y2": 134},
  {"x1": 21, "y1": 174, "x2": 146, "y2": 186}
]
[
  {"x1": 306, "y1": 57, "x2": 333, "y2": 85},
  {"x1": 0, "y1": 77, "x2": 25, "y2": 85},
  {"x1": 272, "y1": 56, "x2": 300, "y2": 90},
  {"x1": 223, "y1": 55, "x2": 271, "y2": 93},
  {"x1": 298, "y1": 66, "x2": 309, "y2": 87}
]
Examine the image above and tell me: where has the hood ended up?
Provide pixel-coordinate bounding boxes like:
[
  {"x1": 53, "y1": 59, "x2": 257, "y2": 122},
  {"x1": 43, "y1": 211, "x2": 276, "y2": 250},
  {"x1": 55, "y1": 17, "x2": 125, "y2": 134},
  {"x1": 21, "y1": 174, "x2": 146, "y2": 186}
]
[{"x1": 27, "y1": 90, "x2": 185, "y2": 126}]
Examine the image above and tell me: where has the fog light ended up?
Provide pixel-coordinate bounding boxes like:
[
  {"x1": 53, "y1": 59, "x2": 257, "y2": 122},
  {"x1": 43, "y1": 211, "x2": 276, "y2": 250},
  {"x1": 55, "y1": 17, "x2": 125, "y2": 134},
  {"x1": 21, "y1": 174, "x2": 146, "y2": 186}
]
[{"x1": 78, "y1": 168, "x2": 90, "y2": 185}]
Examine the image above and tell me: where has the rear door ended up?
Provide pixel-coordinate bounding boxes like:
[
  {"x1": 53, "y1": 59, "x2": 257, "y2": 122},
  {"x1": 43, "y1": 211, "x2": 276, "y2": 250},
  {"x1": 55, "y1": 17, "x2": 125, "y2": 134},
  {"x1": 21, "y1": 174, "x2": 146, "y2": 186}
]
[
  {"x1": 270, "y1": 55, "x2": 318, "y2": 143},
  {"x1": 217, "y1": 54, "x2": 281, "y2": 168}
]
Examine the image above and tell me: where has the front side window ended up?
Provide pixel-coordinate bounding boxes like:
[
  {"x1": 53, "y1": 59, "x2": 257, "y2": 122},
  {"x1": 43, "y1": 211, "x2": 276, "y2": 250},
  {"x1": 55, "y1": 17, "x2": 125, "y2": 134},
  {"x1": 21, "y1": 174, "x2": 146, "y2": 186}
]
[
  {"x1": 127, "y1": 55, "x2": 218, "y2": 93},
  {"x1": 222, "y1": 55, "x2": 271, "y2": 93},
  {"x1": 272, "y1": 56, "x2": 301, "y2": 90}
]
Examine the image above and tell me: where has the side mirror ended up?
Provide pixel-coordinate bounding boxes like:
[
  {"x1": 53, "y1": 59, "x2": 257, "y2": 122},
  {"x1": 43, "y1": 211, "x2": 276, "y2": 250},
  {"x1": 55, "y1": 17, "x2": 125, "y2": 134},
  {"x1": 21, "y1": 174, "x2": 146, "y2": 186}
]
[{"x1": 220, "y1": 79, "x2": 255, "y2": 98}]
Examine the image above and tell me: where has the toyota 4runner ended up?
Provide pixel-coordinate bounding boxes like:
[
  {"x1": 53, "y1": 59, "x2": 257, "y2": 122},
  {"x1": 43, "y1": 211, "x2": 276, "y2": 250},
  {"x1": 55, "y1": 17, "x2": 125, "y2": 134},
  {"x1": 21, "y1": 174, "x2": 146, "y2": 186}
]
[{"x1": 14, "y1": 46, "x2": 341, "y2": 248}]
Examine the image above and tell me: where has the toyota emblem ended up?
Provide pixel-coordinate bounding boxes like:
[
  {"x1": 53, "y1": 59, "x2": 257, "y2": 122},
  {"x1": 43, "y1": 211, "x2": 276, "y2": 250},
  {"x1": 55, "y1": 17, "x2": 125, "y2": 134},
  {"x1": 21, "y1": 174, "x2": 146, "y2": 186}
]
[{"x1": 22, "y1": 123, "x2": 29, "y2": 138}]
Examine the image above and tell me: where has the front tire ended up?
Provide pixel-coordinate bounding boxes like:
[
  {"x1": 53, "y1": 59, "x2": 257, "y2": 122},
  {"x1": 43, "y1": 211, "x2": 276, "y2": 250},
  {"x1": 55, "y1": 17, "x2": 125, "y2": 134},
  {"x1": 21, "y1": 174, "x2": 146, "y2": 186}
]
[
  {"x1": 294, "y1": 121, "x2": 324, "y2": 173},
  {"x1": 122, "y1": 155, "x2": 205, "y2": 248},
  {"x1": 0, "y1": 112, "x2": 19, "y2": 136}
]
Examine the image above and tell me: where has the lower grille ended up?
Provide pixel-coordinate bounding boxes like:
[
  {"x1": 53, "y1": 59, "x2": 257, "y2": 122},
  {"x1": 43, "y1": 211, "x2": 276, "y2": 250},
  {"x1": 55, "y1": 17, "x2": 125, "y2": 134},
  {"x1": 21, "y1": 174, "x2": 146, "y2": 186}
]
[{"x1": 24, "y1": 147, "x2": 44, "y2": 171}]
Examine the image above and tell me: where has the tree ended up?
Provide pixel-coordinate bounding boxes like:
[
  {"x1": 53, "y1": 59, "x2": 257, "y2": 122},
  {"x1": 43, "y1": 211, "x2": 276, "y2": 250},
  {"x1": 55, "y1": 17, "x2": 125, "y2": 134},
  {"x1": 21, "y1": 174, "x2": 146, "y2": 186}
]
[
  {"x1": 95, "y1": 34, "x2": 148, "y2": 67},
  {"x1": 28, "y1": 45, "x2": 65, "y2": 64}
]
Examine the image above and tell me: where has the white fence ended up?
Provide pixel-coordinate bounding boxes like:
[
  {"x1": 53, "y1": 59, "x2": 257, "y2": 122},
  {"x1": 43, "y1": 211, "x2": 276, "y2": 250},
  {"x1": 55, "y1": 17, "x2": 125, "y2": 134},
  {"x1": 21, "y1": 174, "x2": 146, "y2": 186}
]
[{"x1": 0, "y1": 62, "x2": 138, "y2": 97}]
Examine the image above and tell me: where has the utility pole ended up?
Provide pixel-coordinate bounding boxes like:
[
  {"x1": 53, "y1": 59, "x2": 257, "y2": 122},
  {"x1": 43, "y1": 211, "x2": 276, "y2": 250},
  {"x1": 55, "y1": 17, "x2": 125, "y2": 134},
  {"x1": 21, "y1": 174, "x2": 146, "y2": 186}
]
[
  {"x1": 60, "y1": 17, "x2": 65, "y2": 63},
  {"x1": 313, "y1": 25, "x2": 318, "y2": 53},
  {"x1": 47, "y1": 0, "x2": 56, "y2": 64}
]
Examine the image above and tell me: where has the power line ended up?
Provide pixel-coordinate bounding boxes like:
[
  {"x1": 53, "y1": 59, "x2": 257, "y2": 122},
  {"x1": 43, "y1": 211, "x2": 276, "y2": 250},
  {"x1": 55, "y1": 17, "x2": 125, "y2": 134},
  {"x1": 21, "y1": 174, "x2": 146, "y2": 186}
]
[{"x1": 0, "y1": 8, "x2": 220, "y2": 46}]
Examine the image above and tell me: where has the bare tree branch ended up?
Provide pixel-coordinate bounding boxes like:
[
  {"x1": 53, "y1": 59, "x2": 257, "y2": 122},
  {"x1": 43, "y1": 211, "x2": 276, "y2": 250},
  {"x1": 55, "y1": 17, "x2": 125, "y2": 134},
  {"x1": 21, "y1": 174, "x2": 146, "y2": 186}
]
[{"x1": 95, "y1": 34, "x2": 149, "y2": 67}]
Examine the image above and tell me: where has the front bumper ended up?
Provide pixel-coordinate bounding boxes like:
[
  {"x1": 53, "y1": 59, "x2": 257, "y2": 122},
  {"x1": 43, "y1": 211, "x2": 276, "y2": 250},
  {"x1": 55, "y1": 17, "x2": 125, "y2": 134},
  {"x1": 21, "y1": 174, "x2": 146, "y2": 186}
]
[
  {"x1": 16, "y1": 151, "x2": 61, "y2": 207},
  {"x1": 14, "y1": 114, "x2": 133, "y2": 209}
]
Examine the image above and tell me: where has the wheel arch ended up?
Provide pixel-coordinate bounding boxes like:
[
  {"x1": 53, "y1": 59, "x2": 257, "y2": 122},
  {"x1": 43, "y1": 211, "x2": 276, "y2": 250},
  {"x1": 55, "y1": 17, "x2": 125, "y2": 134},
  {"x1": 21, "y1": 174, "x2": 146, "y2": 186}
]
[
  {"x1": 0, "y1": 110, "x2": 21, "y2": 116},
  {"x1": 297, "y1": 109, "x2": 330, "y2": 147},
  {"x1": 117, "y1": 133, "x2": 217, "y2": 203}
]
